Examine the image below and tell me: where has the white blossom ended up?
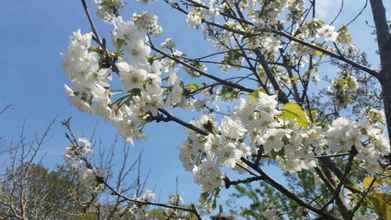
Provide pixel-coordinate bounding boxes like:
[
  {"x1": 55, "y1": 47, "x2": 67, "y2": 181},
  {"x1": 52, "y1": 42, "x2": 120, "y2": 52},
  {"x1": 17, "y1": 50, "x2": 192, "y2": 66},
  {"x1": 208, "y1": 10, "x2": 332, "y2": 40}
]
[
  {"x1": 179, "y1": 142, "x2": 197, "y2": 171},
  {"x1": 160, "y1": 38, "x2": 176, "y2": 50},
  {"x1": 95, "y1": 0, "x2": 123, "y2": 21},
  {"x1": 63, "y1": 30, "x2": 111, "y2": 115},
  {"x1": 234, "y1": 93, "x2": 280, "y2": 131},
  {"x1": 133, "y1": 12, "x2": 162, "y2": 36},
  {"x1": 63, "y1": 31, "x2": 98, "y2": 81},
  {"x1": 325, "y1": 117, "x2": 363, "y2": 153},
  {"x1": 112, "y1": 105, "x2": 145, "y2": 144},
  {"x1": 64, "y1": 137, "x2": 93, "y2": 170},
  {"x1": 64, "y1": 85, "x2": 92, "y2": 113},
  {"x1": 186, "y1": 8, "x2": 203, "y2": 29},
  {"x1": 316, "y1": 24, "x2": 339, "y2": 42},
  {"x1": 219, "y1": 117, "x2": 246, "y2": 141},
  {"x1": 256, "y1": 128, "x2": 291, "y2": 153},
  {"x1": 112, "y1": 17, "x2": 151, "y2": 66},
  {"x1": 165, "y1": 72, "x2": 184, "y2": 106},
  {"x1": 193, "y1": 159, "x2": 222, "y2": 192},
  {"x1": 139, "y1": 190, "x2": 156, "y2": 202},
  {"x1": 168, "y1": 194, "x2": 184, "y2": 205},
  {"x1": 117, "y1": 62, "x2": 148, "y2": 90},
  {"x1": 215, "y1": 142, "x2": 244, "y2": 168}
]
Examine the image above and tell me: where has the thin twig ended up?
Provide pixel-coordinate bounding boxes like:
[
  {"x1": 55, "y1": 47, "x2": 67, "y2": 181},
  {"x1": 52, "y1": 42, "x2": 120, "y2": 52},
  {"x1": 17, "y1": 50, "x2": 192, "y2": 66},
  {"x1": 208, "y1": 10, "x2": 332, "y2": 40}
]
[{"x1": 80, "y1": 0, "x2": 104, "y2": 47}]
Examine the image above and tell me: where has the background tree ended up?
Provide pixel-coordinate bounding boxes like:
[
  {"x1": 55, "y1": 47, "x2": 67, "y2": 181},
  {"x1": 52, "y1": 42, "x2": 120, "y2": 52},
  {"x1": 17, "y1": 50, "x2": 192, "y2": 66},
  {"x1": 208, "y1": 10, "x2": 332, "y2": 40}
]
[
  {"x1": 0, "y1": 120, "x2": 92, "y2": 220},
  {"x1": 0, "y1": 164, "x2": 91, "y2": 220},
  {"x1": 0, "y1": 118, "x2": 193, "y2": 220}
]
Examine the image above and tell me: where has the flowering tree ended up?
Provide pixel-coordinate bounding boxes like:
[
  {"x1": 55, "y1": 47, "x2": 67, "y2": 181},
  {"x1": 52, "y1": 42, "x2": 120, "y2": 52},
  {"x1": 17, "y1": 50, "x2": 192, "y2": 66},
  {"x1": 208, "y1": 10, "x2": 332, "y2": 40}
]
[{"x1": 61, "y1": 0, "x2": 391, "y2": 219}]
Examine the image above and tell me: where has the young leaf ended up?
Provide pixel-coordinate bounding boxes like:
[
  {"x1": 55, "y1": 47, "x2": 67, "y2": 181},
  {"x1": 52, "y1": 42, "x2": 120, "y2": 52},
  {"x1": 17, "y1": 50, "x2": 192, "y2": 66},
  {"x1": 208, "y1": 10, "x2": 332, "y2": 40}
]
[
  {"x1": 279, "y1": 103, "x2": 310, "y2": 128},
  {"x1": 184, "y1": 83, "x2": 201, "y2": 93},
  {"x1": 363, "y1": 176, "x2": 378, "y2": 190}
]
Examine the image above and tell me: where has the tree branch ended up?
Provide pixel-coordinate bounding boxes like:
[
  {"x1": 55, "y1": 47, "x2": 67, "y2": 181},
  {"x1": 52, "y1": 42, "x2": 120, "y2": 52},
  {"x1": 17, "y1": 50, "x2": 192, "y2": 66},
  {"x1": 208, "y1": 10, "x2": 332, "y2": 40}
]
[
  {"x1": 80, "y1": 0, "x2": 103, "y2": 48},
  {"x1": 156, "y1": 108, "x2": 209, "y2": 136},
  {"x1": 172, "y1": 0, "x2": 379, "y2": 78},
  {"x1": 101, "y1": 181, "x2": 202, "y2": 220},
  {"x1": 150, "y1": 43, "x2": 254, "y2": 93},
  {"x1": 240, "y1": 158, "x2": 340, "y2": 220}
]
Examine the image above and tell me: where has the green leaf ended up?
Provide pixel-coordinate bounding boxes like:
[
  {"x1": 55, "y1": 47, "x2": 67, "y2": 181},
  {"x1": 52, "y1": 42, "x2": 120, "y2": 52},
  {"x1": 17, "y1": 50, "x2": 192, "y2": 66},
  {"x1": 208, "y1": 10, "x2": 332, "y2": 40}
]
[
  {"x1": 184, "y1": 83, "x2": 201, "y2": 93},
  {"x1": 370, "y1": 193, "x2": 391, "y2": 220},
  {"x1": 219, "y1": 86, "x2": 239, "y2": 100},
  {"x1": 249, "y1": 88, "x2": 266, "y2": 101},
  {"x1": 129, "y1": 88, "x2": 142, "y2": 97},
  {"x1": 70, "y1": 213, "x2": 98, "y2": 220},
  {"x1": 115, "y1": 38, "x2": 126, "y2": 51},
  {"x1": 279, "y1": 103, "x2": 310, "y2": 128},
  {"x1": 146, "y1": 209, "x2": 166, "y2": 219},
  {"x1": 337, "y1": 26, "x2": 353, "y2": 44},
  {"x1": 363, "y1": 176, "x2": 379, "y2": 190}
]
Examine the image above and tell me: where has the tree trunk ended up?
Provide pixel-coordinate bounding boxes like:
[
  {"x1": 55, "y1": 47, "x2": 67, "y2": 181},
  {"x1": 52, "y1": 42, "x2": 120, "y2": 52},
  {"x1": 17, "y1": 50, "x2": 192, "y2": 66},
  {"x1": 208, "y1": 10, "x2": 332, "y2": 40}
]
[
  {"x1": 382, "y1": 80, "x2": 391, "y2": 142},
  {"x1": 370, "y1": 0, "x2": 391, "y2": 142}
]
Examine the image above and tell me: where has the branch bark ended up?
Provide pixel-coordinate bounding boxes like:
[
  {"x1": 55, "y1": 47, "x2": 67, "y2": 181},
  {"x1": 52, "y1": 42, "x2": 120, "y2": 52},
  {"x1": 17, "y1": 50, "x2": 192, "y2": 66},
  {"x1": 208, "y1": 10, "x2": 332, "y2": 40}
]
[
  {"x1": 241, "y1": 158, "x2": 340, "y2": 220},
  {"x1": 370, "y1": 0, "x2": 391, "y2": 71},
  {"x1": 369, "y1": 0, "x2": 391, "y2": 144}
]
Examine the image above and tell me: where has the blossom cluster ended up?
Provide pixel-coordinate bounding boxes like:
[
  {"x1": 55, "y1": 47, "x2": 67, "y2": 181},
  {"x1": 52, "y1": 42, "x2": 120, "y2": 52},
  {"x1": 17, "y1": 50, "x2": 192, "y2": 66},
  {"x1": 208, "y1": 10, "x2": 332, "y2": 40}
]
[
  {"x1": 95, "y1": 0, "x2": 124, "y2": 21},
  {"x1": 64, "y1": 137, "x2": 93, "y2": 170},
  {"x1": 180, "y1": 92, "x2": 390, "y2": 192},
  {"x1": 64, "y1": 137, "x2": 105, "y2": 185},
  {"x1": 328, "y1": 71, "x2": 359, "y2": 108},
  {"x1": 63, "y1": 30, "x2": 112, "y2": 116},
  {"x1": 63, "y1": 12, "x2": 189, "y2": 145}
]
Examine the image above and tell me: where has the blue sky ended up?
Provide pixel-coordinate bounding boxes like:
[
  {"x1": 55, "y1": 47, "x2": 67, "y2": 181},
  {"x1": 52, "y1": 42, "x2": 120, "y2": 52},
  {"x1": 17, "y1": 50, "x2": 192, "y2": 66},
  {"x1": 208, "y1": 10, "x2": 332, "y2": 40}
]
[{"x1": 0, "y1": 0, "x2": 390, "y2": 206}]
